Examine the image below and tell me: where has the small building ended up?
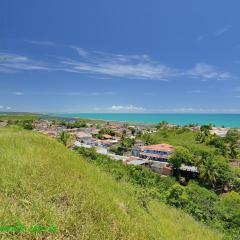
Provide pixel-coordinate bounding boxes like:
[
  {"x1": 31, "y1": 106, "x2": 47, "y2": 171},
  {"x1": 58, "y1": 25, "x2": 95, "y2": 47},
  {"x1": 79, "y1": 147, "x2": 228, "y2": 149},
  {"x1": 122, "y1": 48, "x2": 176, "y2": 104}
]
[
  {"x1": 179, "y1": 164, "x2": 199, "y2": 179},
  {"x1": 149, "y1": 161, "x2": 172, "y2": 176},
  {"x1": 126, "y1": 157, "x2": 149, "y2": 166}
]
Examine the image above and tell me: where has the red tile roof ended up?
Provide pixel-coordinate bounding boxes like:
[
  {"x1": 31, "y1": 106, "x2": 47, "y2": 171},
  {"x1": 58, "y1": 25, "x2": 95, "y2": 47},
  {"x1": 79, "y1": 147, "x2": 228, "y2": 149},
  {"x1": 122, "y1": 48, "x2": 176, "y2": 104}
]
[
  {"x1": 140, "y1": 143, "x2": 174, "y2": 152},
  {"x1": 103, "y1": 134, "x2": 113, "y2": 139}
]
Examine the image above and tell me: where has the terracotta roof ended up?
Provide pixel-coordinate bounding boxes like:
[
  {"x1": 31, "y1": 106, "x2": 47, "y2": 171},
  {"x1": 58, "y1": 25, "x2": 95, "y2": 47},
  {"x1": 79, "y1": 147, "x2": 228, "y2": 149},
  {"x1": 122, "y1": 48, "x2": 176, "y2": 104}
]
[
  {"x1": 75, "y1": 132, "x2": 92, "y2": 138},
  {"x1": 103, "y1": 134, "x2": 113, "y2": 139},
  {"x1": 140, "y1": 143, "x2": 174, "y2": 152}
]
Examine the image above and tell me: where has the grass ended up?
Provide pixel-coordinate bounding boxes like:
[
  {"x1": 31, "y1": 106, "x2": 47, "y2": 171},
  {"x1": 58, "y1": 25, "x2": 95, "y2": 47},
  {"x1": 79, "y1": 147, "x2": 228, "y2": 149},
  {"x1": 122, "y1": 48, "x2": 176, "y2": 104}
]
[
  {"x1": 0, "y1": 126, "x2": 223, "y2": 239},
  {"x1": 0, "y1": 113, "x2": 40, "y2": 121},
  {"x1": 148, "y1": 128, "x2": 216, "y2": 154}
]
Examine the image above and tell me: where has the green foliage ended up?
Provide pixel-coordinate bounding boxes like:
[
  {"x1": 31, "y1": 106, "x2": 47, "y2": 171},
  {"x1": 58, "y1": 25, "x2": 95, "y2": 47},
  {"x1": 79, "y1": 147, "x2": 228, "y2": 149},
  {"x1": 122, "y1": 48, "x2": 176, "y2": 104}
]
[
  {"x1": 62, "y1": 120, "x2": 87, "y2": 129},
  {"x1": 99, "y1": 128, "x2": 116, "y2": 136},
  {"x1": 166, "y1": 184, "x2": 188, "y2": 208},
  {"x1": 140, "y1": 133, "x2": 157, "y2": 145},
  {"x1": 0, "y1": 113, "x2": 40, "y2": 121},
  {"x1": 20, "y1": 120, "x2": 34, "y2": 130},
  {"x1": 57, "y1": 131, "x2": 73, "y2": 147},
  {"x1": 199, "y1": 156, "x2": 233, "y2": 189},
  {"x1": 225, "y1": 129, "x2": 240, "y2": 145},
  {"x1": 207, "y1": 136, "x2": 228, "y2": 156},
  {"x1": 215, "y1": 192, "x2": 240, "y2": 238},
  {"x1": 184, "y1": 181, "x2": 218, "y2": 222},
  {"x1": 169, "y1": 146, "x2": 193, "y2": 171},
  {"x1": 156, "y1": 120, "x2": 169, "y2": 129}
]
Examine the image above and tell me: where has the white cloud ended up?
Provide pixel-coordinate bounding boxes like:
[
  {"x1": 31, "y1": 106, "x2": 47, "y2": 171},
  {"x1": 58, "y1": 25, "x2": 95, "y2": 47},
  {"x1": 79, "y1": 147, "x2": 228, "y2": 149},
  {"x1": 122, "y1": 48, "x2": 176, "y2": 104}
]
[
  {"x1": 187, "y1": 63, "x2": 232, "y2": 80},
  {"x1": 93, "y1": 105, "x2": 145, "y2": 113},
  {"x1": 12, "y1": 91, "x2": 24, "y2": 96},
  {"x1": 214, "y1": 25, "x2": 230, "y2": 37},
  {"x1": 70, "y1": 46, "x2": 88, "y2": 57},
  {"x1": 0, "y1": 106, "x2": 3, "y2": 109},
  {"x1": 32, "y1": 91, "x2": 115, "y2": 97},
  {"x1": 24, "y1": 40, "x2": 55, "y2": 46},
  {"x1": 0, "y1": 47, "x2": 235, "y2": 82},
  {"x1": 6, "y1": 106, "x2": 11, "y2": 110},
  {"x1": 196, "y1": 35, "x2": 205, "y2": 42},
  {"x1": 108, "y1": 105, "x2": 145, "y2": 112},
  {"x1": 0, "y1": 53, "x2": 51, "y2": 72},
  {"x1": 61, "y1": 49, "x2": 178, "y2": 81}
]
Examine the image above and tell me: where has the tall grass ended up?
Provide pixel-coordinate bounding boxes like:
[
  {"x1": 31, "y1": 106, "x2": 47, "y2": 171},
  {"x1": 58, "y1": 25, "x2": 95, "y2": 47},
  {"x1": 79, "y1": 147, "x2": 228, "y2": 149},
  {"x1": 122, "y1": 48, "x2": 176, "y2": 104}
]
[{"x1": 0, "y1": 126, "x2": 222, "y2": 239}]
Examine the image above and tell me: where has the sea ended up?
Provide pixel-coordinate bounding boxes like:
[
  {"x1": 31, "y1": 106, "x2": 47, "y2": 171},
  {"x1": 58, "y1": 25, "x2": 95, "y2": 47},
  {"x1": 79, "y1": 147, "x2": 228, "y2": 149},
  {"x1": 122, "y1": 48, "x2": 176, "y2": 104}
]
[{"x1": 49, "y1": 113, "x2": 240, "y2": 128}]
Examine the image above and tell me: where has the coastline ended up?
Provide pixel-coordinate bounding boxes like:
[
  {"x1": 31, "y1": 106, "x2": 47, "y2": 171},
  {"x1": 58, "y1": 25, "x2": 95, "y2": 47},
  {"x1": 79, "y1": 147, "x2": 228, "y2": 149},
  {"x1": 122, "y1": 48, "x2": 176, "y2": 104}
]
[{"x1": 48, "y1": 113, "x2": 240, "y2": 128}]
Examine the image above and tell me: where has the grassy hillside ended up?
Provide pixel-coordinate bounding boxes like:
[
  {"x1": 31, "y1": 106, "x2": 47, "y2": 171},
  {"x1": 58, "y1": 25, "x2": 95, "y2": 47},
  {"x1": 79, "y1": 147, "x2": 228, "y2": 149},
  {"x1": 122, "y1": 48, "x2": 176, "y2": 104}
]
[
  {"x1": 0, "y1": 126, "x2": 222, "y2": 239},
  {"x1": 0, "y1": 113, "x2": 40, "y2": 121}
]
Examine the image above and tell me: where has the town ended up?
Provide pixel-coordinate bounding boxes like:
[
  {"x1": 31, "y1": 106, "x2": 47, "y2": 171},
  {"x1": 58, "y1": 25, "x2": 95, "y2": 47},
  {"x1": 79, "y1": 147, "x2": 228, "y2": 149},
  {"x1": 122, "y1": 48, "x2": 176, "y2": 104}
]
[{"x1": 26, "y1": 117, "x2": 230, "y2": 178}]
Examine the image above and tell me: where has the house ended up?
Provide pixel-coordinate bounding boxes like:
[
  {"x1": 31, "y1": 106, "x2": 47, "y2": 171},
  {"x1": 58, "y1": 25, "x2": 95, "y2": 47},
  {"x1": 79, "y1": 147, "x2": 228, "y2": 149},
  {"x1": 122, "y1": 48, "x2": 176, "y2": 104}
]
[
  {"x1": 149, "y1": 161, "x2": 172, "y2": 176},
  {"x1": 0, "y1": 121, "x2": 7, "y2": 127},
  {"x1": 139, "y1": 143, "x2": 174, "y2": 162},
  {"x1": 126, "y1": 159, "x2": 149, "y2": 166},
  {"x1": 179, "y1": 164, "x2": 199, "y2": 179},
  {"x1": 210, "y1": 127, "x2": 229, "y2": 138},
  {"x1": 74, "y1": 131, "x2": 92, "y2": 145},
  {"x1": 102, "y1": 134, "x2": 113, "y2": 140}
]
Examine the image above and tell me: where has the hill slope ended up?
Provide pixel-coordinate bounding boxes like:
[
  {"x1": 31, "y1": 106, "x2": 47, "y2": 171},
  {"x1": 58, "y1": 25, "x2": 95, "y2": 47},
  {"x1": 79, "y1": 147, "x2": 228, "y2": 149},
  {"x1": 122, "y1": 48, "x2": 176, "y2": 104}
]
[{"x1": 0, "y1": 127, "x2": 222, "y2": 239}]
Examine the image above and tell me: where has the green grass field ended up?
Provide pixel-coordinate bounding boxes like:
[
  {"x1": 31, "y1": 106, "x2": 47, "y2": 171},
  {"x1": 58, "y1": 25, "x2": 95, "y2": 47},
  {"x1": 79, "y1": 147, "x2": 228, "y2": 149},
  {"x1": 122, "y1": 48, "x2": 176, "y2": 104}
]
[
  {"x1": 148, "y1": 128, "x2": 217, "y2": 154},
  {"x1": 0, "y1": 113, "x2": 40, "y2": 121},
  {"x1": 0, "y1": 126, "x2": 222, "y2": 239}
]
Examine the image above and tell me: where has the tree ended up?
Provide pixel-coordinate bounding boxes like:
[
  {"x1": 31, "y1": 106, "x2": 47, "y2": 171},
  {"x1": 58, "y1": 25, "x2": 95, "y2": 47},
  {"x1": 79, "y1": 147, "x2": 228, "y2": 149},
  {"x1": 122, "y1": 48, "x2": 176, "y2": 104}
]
[
  {"x1": 156, "y1": 120, "x2": 168, "y2": 129},
  {"x1": 21, "y1": 120, "x2": 33, "y2": 130},
  {"x1": 216, "y1": 192, "x2": 240, "y2": 238},
  {"x1": 58, "y1": 131, "x2": 73, "y2": 147},
  {"x1": 208, "y1": 136, "x2": 228, "y2": 156},
  {"x1": 228, "y1": 143, "x2": 239, "y2": 159},
  {"x1": 166, "y1": 184, "x2": 188, "y2": 208},
  {"x1": 225, "y1": 129, "x2": 240, "y2": 145},
  {"x1": 199, "y1": 156, "x2": 233, "y2": 190},
  {"x1": 200, "y1": 124, "x2": 212, "y2": 132},
  {"x1": 169, "y1": 146, "x2": 193, "y2": 177}
]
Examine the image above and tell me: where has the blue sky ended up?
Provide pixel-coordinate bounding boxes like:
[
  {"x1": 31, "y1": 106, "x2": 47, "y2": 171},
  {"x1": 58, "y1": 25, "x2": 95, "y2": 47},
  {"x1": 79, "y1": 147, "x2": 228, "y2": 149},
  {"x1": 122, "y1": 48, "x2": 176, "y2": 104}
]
[{"x1": 1, "y1": 0, "x2": 240, "y2": 113}]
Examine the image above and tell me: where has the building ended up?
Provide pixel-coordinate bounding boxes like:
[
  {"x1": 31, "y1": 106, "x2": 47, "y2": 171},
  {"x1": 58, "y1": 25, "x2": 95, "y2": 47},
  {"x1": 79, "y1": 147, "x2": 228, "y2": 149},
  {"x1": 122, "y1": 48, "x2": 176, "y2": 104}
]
[
  {"x1": 139, "y1": 143, "x2": 174, "y2": 162},
  {"x1": 179, "y1": 164, "x2": 199, "y2": 179},
  {"x1": 74, "y1": 132, "x2": 92, "y2": 145},
  {"x1": 149, "y1": 161, "x2": 172, "y2": 176},
  {"x1": 102, "y1": 134, "x2": 113, "y2": 140},
  {"x1": 210, "y1": 127, "x2": 229, "y2": 138}
]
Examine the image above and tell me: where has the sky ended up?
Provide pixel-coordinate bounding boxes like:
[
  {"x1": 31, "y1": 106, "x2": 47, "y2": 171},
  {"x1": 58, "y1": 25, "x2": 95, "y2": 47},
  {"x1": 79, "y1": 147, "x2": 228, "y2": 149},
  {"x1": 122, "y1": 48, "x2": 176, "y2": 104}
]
[{"x1": 1, "y1": 0, "x2": 240, "y2": 113}]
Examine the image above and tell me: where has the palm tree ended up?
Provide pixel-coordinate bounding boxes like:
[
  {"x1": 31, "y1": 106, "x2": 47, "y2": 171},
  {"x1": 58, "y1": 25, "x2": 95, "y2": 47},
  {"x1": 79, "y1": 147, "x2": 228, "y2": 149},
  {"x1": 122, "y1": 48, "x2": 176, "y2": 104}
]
[
  {"x1": 58, "y1": 131, "x2": 72, "y2": 147},
  {"x1": 200, "y1": 158, "x2": 219, "y2": 188}
]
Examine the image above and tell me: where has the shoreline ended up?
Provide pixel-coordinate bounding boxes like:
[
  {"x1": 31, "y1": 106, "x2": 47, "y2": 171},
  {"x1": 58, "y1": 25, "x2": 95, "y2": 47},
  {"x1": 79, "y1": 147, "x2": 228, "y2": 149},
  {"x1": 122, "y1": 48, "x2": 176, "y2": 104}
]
[{"x1": 47, "y1": 113, "x2": 240, "y2": 128}]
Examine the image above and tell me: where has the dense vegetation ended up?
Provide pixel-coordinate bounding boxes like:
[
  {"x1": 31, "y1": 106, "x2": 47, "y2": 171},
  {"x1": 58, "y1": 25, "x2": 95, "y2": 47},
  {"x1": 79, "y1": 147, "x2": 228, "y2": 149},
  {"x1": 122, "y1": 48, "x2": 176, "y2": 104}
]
[
  {"x1": 0, "y1": 126, "x2": 222, "y2": 240},
  {"x1": 76, "y1": 147, "x2": 240, "y2": 239}
]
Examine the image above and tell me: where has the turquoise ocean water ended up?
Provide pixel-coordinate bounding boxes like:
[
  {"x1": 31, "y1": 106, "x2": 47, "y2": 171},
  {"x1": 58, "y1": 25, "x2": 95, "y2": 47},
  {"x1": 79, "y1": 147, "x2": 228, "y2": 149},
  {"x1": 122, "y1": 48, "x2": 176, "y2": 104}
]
[{"x1": 50, "y1": 113, "x2": 240, "y2": 128}]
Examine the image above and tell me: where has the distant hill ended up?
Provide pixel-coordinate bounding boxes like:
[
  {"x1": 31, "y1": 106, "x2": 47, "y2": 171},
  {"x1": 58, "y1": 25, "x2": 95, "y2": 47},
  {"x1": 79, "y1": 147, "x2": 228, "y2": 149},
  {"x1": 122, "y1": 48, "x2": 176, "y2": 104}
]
[{"x1": 0, "y1": 126, "x2": 222, "y2": 239}]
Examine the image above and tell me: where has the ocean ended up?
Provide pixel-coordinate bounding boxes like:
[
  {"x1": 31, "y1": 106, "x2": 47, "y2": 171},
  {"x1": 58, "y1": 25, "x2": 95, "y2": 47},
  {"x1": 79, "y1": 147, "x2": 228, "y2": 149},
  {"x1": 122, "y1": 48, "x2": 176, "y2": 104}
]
[{"x1": 50, "y1": 113, "x2": 240, "y2": 128}]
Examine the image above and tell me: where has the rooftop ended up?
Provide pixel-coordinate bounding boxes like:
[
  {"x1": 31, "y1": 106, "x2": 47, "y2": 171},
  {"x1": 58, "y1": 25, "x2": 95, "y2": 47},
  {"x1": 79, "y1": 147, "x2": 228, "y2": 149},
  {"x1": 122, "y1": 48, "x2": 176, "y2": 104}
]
[{"x1": 140, "y1": 143, "x2": 174, "y2": 152}]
